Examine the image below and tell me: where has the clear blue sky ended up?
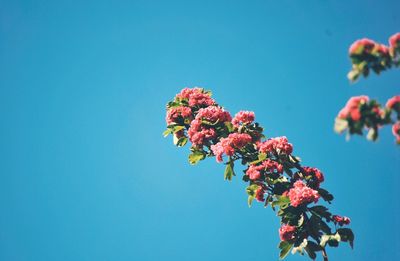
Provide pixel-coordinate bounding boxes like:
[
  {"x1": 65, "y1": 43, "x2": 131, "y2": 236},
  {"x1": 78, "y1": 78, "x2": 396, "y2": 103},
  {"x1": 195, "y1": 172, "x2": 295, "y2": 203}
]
[{"x1": 1, "y1": 1, "x2": 399, "y2": 260}]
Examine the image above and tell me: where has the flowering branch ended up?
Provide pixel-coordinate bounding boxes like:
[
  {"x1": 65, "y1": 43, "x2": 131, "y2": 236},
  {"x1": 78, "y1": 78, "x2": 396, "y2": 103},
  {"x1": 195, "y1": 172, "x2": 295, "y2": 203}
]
[
  {"x1": 347, "y1": 33, "x2": 400, "y2": 82},
  {"x1": 334, "y1": 95, "x2": 400, "y2": 144},
  {"x1": 335, "y1": 32, "x2": 400, "y2": 145},
  {"x1": 164, "y1": 87, "x2": 354, "y2": 260}
]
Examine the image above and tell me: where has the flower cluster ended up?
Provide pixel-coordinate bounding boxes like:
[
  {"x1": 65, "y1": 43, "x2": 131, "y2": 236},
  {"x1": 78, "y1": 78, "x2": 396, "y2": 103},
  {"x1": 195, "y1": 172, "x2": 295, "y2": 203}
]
[
  {"x1": 258, "y1": 136, "x2": 293, "y2": 155},
  {"x1": 301, "y1": 167, "x2": 325, "y2": 188},
  {"x1": 175, "y1": 87, "x2": 215, "y2": 107},
  {"x1": 335, "y1": 95, "x2": 400, "y2": 144},
  {"x1": 392, "y1": 122, "x2": 400, "y2": 144},
  {"x1": 332, "y1": 215, "x2": 351, "y2": 226},
  {"x1": 165, "y1": 106, "x2": 193, "y2": 125},
  {"x1": 347, "y1": 32, "x2": 400, "y2": 82},
  {"x1": 389, "y1": 33, "x2": 400, "y2": 65},
  {"x1": 211, "y1": 133, "x2": 252, "y2": 162},
  {"x1": 246, "y1": 159, "x2": 283, "y2": 180},
  {"x1": 279, "y1": 224, "x2": 296, "y2": 241},
  {"x1": 232, "y1": 111, "x2": 255, "y2": 127},
  {"x1": 187, "y1": 106, "x2": 232, "y2": 147},
  {"x1": 165, "y1": 87, "x2": 354, "y2": 260},
  {"x1": 287, "y1": 180, "x2": 320, "y2": 207}
]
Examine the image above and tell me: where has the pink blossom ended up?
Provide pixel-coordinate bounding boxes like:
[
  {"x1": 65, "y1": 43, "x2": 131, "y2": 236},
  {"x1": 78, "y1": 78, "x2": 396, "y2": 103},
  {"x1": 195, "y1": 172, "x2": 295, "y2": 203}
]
[
  {"x1": 246, "y1": 164, "x2": 263, "y2": 180},
  {"x1": 392, "y1": 122, "x2": 400, "y2": 143},
  {"x1": 332, "y1": 215, "x2": 351, "y2": 226},
  {"x1": 279, "y1": 224, "x2": 296, "y2": 241},
  {"x1": 389, "y1": 33, "x2": 400, "y2": 48},
  {"x1": 188, "y1": 106, "x2": 232, "y2": 146},
  {"x1": 258, "y1": 136, "x2": 293, "y2": 155},
  {"x1": 187, "y1": 119, "x2": 217, "y2": 146},
  {"x1": 349, "y1": 38, "x2": 376, "y2": 54},
  {"x1": 196, "y1": 106, "x2": 232, "y2": 123},
  {"x1": 372, "y1": 106, "x2": 385, "y2": 118},
  {"x1": 165, "y1": 106, "x2": 193, "y2": 125},
  {"x1": 246, "y1": 159, "x2": 283, "y2": 180},
  {"x1": 303, "y1": 167, "x2": 324, "y2": 187},
  {"x1": 287, "y1": 180, "x2": 320, "y2": 207},
  {"x1": 175, "y1": 87, "x2": 203, "y2": 99},
  {"x1": 375, "y1": 44, "x2": 390, "y2": 55},
  {"x1": 175, "y1": 87, "x2": 215, "y2": 107},
  {"x1": 255, "y1": 186, "x2": 265, "y2": 202},
  {"x1": 232, "y1": 111, "x2": 255, "y2": 127},
  {"x1": 211, "y1": 133, "x2": 252, "y2": 162},
  {"x1": 337, "y1": 96, "x2": 369, "y2": 121},
  {"x1": 386, "y1": 96, "x2": 400, "y2": 110}
]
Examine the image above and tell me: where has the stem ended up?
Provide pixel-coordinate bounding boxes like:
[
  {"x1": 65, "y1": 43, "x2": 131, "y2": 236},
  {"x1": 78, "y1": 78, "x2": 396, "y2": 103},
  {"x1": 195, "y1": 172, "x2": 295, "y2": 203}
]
[{"x1": 322, "y1": 248, "x2": 329, "y2": 261}]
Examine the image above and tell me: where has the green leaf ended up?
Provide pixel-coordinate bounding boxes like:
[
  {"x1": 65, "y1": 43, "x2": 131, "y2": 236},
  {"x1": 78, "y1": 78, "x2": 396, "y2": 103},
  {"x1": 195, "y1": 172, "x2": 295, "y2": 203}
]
[
  {"x1": 309, "y1": 206, "x2": 331, "y2": 220},
  {"x1": 318, "y1": 188, "x2": 334, "y2": 203},
  {"x1": 175, "y1": 137, "x2": 188, "y2": 147},
  {"x1": 279, "y1": 241, "x2": 293, "y2": 260},
  {"x1": 188, "y1": 151, "x2": 205, "y2": 165},
  {"x1": 304, "y1": 241, "x2": 321, "y2": 260},
  {"x1": 320, "y1": 233, "x2": 341, "y2": 248},
  {"x1": 347, "y1": 69, "x2": 360, "y2": 82},
  {"x1": 163, "y1": 129, "x2": 172, "y2": 137},
  {"x1": 224, "y1": 160, "x2": 235, "y2": 181},
  {"x1": 292, "y1": 239, "x2": 308, "y2": 255},
  {"x1": 246, "y1": 184, "x2": 260, "y2": 206},
  {"x1": 289, "y1": 155, "x2": 300, "y2": 164},
  {"x1": 337, "y1": 228, "x2": 355, "y2": 249},
  {"x1": 201, "y1": 119, "x2": 219, "y2": 126},
  {"x1": 249, "y1": 153, "x2": 267, "y2": 165},
  {"x1": 224, "y1": 121, "x2": 234, "y2": 132},
  {"x1": 272, "y1": 195, "x2": 290, "y2": 209},
  {"x1": 334, "y1": 118, "x2": 349, "y2": 133},
  {"x1": 167, "y1": 101, "x2": 181, "y2": 108},
  {"x1": 304, "y1": 247, "x2": 316, "y2": 260},
  {"x1": 366, "y1": 128, "x2": 378, "y2": 141},
  {"x1": 247, "y1": 195, "x2": 255, "y2": 207}
]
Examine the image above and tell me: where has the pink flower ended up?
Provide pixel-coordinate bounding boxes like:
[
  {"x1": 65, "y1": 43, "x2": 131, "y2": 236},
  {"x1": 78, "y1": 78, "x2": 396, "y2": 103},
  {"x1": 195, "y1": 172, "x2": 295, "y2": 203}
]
[
  {"x1": 255, "y1": 186, "x2": 265, "y2": 202},
  {"x1": 196, "y1": 106, "x2": 232, "y2": 123},
  {"x1": 188, "y1": 106, "x2": 232, "y2": 146},
  {"x1": 175, "y1": 87, "x2": 215, "y2": 107},
  {"x1": 232, "y1": 111, "x2": 255, "y2": 127},
  {"x1": 349, "y1": 38, "x2": 376, "y2": 54},
  {"x1": 287, "y1": 180, "x2": 320, "y2": 207},
  {"x1": 165, "y1": 106, "x2": 193, "y2": 125},
  {"x1": 375, "y1": 44, "x2": 390, "y2": 55},
  {"x1": 337, "y1": 96, "x2": 369, "y2": 121},
  {"x1": 211, "y1": 133, "x2": 252, "y2": 162},
  {"x1": 332, "y1": 215, "x2": 351, "y2": 226},
  {"x1": 386, "y1": 96, "x2": 400, "y2": 110},
  {"x1": 302, "y1": 167, "x2": 324, "y2": 187},
  {"x1": 389, "y1": 33, "x2": 400, "y2": 49},
  {"x1": 246, "y1": 159, "x2": 283, "y2": 180},
  {"x1": 279, "y1": 224, "x2": 296, "y2": 241},
  {"x1": 187, "y1": 119, "x2": 217, "y2": 146},
  {"x1": 246, "y1": 164, "x2": 263, "y2": 180},
  {"x1": 372, "y1": 106, "x2": 385, "y2": 118},
  {"x1": 258, "y1": 136, "x2": 293, "y2": 155},
  {"x1": 175, "y1": 87, "x2": 202, "y2": 99}
]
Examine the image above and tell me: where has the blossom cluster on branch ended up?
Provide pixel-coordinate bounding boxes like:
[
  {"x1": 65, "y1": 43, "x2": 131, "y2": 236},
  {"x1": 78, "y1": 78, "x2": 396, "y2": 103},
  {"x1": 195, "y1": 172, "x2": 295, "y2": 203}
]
[
  {"x1": 335, "y1": 32, "x2": 400, "y2": 145},
  {"x1": 164, "y1": 87, "x2": 354, "y2": 260},
  {"x1": 334, "y1": 95, "x2": 400, "y2": 144},
  {"x1": 347, "y1": 33, "x2": 400, "y2": 82}
]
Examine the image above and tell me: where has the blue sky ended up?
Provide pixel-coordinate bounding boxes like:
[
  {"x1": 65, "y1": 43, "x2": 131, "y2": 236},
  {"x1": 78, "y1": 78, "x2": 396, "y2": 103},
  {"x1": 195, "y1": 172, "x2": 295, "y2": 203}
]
[{"x1": 1, "y1": 0, "x2": 399, "y2": 260}]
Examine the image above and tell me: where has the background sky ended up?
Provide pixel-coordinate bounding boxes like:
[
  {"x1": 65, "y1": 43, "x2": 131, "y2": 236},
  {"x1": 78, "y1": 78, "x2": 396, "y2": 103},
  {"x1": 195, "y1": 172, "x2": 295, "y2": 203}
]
[{"x1": 1, "y1": 0, "x2": 400, "y2": 260}]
